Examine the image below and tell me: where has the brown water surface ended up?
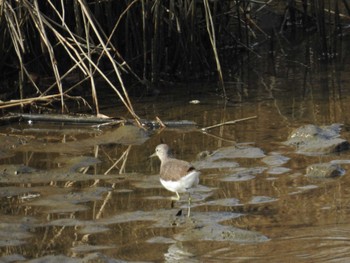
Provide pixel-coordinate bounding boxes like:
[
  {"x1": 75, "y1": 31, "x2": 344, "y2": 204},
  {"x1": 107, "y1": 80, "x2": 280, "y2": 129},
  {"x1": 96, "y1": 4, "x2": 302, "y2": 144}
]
[{"x1": 1, "y1": 48, "x2": 350, "y2": 262}]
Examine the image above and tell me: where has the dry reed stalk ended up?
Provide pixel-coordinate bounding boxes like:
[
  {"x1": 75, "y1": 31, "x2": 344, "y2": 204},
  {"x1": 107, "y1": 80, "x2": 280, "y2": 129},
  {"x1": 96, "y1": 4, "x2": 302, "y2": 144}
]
[
  {"x1": 104, "y1": 145, "x2": 131, "y2": 175},
  {"x1": 151, "y1": 0, "x2": 160, "y2": 84},
  {"x1": 78, "y1": 0, "x2": 142, "y2": 126},
  {"x1": 81, "y1": 8, "x2": 99, "y2": 115},
  {"x1": 29, "y1": 0, "x2": 64, "y2": 112},
  {"x1": 142, "y1": 0, "x2": 148, "y2": 80},
  {"x1": 203, "y1": 0, "x2": 225, "y2": 97},
  {"x1": 0, "y1": 94, "x2": 61, "y2": 109},
  {"x1": 3, "y1": 0, "x2": 346, "y2": 121},
  {"x1": 33, "y1": 1, "x2": 91, "y2": 97},
  {"x1": 105, "y1": 0, "x2": 140, "y2": 76},
  {"x1": 38, "y1": 0, "x2": 141, "y2": 124},
  {"x1": 2, "y1": 0, "x2": 143, "y2": 125},
  {"x1": 343, "y1": 0, "x2": 350, "y2": 15},
  {"x1": 3, "y1": 2, "x2": 29, "y2": 104}
]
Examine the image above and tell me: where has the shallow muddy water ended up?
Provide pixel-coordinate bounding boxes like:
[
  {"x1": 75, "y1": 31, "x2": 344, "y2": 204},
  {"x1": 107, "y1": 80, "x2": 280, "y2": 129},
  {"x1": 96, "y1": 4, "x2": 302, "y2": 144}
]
[{"x1": 2, "y1": 41, "x2": 350, "y2": 262}]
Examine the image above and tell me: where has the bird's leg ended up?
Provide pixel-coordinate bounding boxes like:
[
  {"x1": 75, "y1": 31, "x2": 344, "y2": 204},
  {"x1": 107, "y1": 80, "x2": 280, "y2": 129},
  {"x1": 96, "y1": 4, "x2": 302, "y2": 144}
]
[
  {"x1": 171, "y1": 192, "x2": 180, "y2": 201},
  {"x1": 187, "y1": 193, "x2": 192, "y2": 217}
]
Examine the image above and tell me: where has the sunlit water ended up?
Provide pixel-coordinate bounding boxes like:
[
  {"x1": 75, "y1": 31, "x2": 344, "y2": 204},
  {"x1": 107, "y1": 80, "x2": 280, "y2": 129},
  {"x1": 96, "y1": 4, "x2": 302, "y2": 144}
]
[{"x1": 1, "y1": 37, "x2": 350, "y2": 262}]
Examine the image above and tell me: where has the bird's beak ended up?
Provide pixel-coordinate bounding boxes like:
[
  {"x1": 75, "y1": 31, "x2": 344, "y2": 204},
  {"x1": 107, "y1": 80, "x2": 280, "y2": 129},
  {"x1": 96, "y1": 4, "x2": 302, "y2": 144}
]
[{"x1": 149, "y1": 152, "x2": 157, "y2": 158}]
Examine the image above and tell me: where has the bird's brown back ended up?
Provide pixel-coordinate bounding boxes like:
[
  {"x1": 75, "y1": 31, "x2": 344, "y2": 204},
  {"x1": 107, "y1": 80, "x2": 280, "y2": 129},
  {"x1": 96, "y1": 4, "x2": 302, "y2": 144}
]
[{"x1": 160, "y1": 158, "x2": 196, "y2": 181}]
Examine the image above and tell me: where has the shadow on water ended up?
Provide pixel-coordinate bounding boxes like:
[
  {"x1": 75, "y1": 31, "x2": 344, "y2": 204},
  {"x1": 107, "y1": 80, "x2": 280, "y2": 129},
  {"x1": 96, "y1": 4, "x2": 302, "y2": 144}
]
[{"x1": 2, "y1": 39, "x2": 350, "y2": 262}]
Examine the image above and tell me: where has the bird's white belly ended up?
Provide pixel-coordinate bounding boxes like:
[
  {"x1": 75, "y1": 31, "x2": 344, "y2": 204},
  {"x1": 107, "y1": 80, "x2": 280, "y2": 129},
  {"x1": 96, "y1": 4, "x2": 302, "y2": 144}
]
[{"x1": 160, "y1": 170, "x2": 199, "y2": 193}]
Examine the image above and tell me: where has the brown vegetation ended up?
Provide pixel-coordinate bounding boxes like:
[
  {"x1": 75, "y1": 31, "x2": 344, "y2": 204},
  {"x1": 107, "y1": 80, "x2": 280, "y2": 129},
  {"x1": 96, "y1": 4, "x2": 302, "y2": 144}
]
[{"x1": 0, "y1": 0, "x2": 348, "y2": 118}]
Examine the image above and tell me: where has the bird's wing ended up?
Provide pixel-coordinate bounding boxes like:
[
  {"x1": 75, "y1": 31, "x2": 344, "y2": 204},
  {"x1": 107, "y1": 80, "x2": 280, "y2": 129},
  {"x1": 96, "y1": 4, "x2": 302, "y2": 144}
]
[{"x1": 160, "y1": 159, "x2": 195, "y2": 181}]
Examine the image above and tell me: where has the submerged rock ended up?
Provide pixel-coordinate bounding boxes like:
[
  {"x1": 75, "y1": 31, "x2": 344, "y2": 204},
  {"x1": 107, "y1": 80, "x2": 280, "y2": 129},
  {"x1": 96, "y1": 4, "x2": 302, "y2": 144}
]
[
  {"x1": 194, "y1": 145, "x2": 265, "y2": 170},
  {"x1": 249, "y1": 196, "x2": 278, "y2": 204},
  {"x1": 305, "y1": 163, "x2": 345, "y2": 178},
  {"x1": 205, "y1": 198, "x2": 242, "y2": 207},
  {"x1": 25, "y1": 253, "x2": 124, "y2": 263},
  {"x1": 207, "y1": 145, "x2": 266, "y2": 160},
  {"x1": 220, "y1": 167, "x2": 266, "y2": 182},
  {"x1": 262, "y1": 154, "x2": 290, "y2": 166},
  {"x1": 174, "y1": 223, "x2": 269, "y2": 243},
  {"x1": 284, "y1": 124, "x2": 350, "y2": 155},
  {"x1": 267, "y1": 166, "x2": 291, "y2": 175}
]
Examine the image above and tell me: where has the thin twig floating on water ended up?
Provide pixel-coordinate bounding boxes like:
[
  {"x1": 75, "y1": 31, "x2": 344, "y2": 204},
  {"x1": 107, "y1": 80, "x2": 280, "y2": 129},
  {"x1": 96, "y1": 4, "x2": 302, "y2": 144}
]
[
  {"x1": 201, "y1": 116, "x2": 257, "y2": 131},
  {"x1": 200, "y1": 131, "x2": 237, "y2": 144}
]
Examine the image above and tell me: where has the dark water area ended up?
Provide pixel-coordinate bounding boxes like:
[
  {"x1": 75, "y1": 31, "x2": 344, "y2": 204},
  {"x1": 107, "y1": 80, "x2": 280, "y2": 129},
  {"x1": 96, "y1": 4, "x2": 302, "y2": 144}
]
[{"x1": 1, "y1": 36, "x2": 350, "y2": 262}]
